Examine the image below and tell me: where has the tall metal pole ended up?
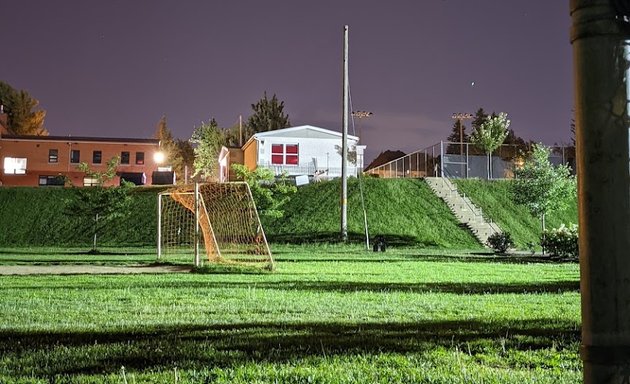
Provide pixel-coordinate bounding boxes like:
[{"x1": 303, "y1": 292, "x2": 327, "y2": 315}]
[
  {"x1": 194, "y1": 182, "x2": 200, "y2": 267},
  {"x1": 341, "y1": 25, "x2": 349, "y2": 242},
  {"x1": 157, "y1": 193, "x2": 162, "y2": 260},
  {"x1": 571, "y1": 1, "x2": 630, "y2": 382}
]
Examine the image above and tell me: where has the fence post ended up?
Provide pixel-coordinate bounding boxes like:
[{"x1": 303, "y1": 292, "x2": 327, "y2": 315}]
[{"x1": 440, "y1": 141, "x2": 444, "y2": 177}]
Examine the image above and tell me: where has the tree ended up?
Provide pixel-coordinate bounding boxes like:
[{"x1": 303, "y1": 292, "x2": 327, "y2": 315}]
[
  {"x1": 172, "y1": 139, "x2": 195, "y2": 184},
  {"x1": 232, "y1": 164, "x2": 296, "y2": 218},
  {"x1": 66, "y1": 156, "x2": 132, "y2": 253},
  {"x1": 512, "y1": 144, "x2": 576, "y2": 249},
  {"x1": 470, "y1": 112, "x2": 510, "y2": 179},
  {"x1": 154, "y1": 115, "x2": 176, "y2": 161},
  {"x1": 190, "y1": 118, "x2": 225, "y2": 181},
  {"x1": 471, "y1": 108, "x2": 488, "y2": 133},
  {"x1": 0, "y1": 81, "x2": 48, "y2": 135},
  {"x1": 247, "y1": 92, "x2": 291, "y2": 133}
]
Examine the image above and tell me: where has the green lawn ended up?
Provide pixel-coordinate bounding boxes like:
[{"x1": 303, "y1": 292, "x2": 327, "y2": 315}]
[{"x1": 0, "y1": 245, "x2": 581, "y2": 383}]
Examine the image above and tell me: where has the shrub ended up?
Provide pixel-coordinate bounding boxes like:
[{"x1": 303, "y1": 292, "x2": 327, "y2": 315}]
[
  {"x1": 487, "y1": 232, "x2": 514, "y2": 254},
  {"x1": 541, "y1": 223, "x2": 578, "y2": 258}
]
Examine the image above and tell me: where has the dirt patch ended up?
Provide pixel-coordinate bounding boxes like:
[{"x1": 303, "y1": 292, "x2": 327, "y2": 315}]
[{"x1": 0, "y1": 264, "x2": 192, "y2": 275}]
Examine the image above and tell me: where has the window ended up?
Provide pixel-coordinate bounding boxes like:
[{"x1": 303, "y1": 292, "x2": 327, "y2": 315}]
[
  {"x1": 121, "y1": 151, "x2": 130, "y2": 164},
  {"x1": 3, "y1": 157, "x2": 27, "y2": 174},
  {"x1": 83, "y1": 177, "x2": 100, "y2": 187},
  {"x1": 48, "y1": 149, "x2": 58, "y2": 163},
  {"x1": 271, "y1": 144, "x2": 299, "y2": 165},
  {"x1": 92, "y1": 150, "x2": 102, "y2": 164},
  {"x1": 135, "y1": 152, "x2": 144, "y2": 165},
  {"x1": 70, "y1": 150, "x2": 80, "y2": 164},
  {"x1": 39, "y1": 175, "x2": 65, "y2": 186}
]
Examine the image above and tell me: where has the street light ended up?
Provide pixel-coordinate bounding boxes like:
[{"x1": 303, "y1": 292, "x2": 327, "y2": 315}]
[
  {"x1": 351, "y1": 110, "x2": 373, "y2": 143},
  {"x1": 451, "y1": 112, "x2": 474, "y2": 156},
  {"x1": 153, "y1": 151, "x2": 165, "y2": 164}
]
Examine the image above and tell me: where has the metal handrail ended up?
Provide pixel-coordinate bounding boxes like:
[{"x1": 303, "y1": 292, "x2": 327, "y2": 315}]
[{"x1": 436, "y1": 177, "x2": 500, "y2": 233}]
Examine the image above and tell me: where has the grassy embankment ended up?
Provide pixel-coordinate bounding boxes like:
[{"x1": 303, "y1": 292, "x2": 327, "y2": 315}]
[
  {"x1": 454, "y1": 179, "x2": 578, "y2": 249},
  {"x1": 264, "y1": 178, "x2": 480, "y2": 249},
  {"x1": 0, "y1": 178, "x2": 577, "y2": 251},
  {"x1": 0, "y1": 244, "x2": 581, "y2": 383}
]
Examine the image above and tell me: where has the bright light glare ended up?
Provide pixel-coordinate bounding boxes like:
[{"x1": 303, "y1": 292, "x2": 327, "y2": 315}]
[
  {"x1": 153, "y1": 151, "x2": 165, "y2": 164},
  {"x1": 3, "y1": 157, "x2": 27, "y2": 174}
]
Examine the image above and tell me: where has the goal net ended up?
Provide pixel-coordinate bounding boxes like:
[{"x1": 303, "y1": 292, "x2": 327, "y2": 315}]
[{"x1": 158, "y1": 182, "x2": 273, "y2": 268}]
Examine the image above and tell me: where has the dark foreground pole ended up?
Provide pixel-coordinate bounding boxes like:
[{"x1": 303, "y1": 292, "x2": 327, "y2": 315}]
[{"x1": 571, "y1": 1, "x2": 630, "y2": 382}]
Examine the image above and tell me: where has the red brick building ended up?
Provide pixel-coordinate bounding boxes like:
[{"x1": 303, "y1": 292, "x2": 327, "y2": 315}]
[{"x1": 0, "y1": 133, "x2": 165, "y2": 187}]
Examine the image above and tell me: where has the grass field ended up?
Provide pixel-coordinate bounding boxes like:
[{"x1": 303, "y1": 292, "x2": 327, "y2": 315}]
[{"x1": 0, "y1": 245, "x2": 581, "y2": 383}]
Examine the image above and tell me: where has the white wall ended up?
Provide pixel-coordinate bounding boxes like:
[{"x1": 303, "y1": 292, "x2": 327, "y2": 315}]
[{"x1": 257, "y1": 136, "x2": 364, "y2": 177}]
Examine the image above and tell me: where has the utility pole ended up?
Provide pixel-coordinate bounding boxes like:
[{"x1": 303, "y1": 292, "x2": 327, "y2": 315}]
[
  {"x1": 451, "y1": 112, "x2": 473, "y2": 157},
  {"x1": 341, "y1": 25, "x2": 349, "y2": 243},
  {"x1": 571, "y1": 1, "x2": 630, "y2": 382},
  {"x1": 452, "y1": 112, "x2": 473, "y2": 178},
  {"x1": 239, "y1": 115, "x2": 243, "y2": 147}
]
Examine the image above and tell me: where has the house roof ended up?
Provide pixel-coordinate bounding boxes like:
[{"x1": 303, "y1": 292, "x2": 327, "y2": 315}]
[
  {"x1": 0, "y1": 134, "x2": 160, "y2": 145},
  {"x1": 244, "y1": 125, "x2": 359, "y2": 147}
]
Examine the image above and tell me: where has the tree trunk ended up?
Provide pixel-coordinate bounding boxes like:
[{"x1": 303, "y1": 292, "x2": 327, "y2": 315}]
[
  {"x1": 541, "y1": 212, "x2": 546, "y2": 255},
  {"x1": 486, "y1": 153, "x2": 491, "y2": 180},
  {"x1": 92, "y1": 213, "x2": 99, "y2": 252}
]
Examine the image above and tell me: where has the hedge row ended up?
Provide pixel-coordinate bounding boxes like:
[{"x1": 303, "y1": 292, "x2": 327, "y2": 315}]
[{"x1": 0, "y1": 187, "x2": 164, "y2": 247}]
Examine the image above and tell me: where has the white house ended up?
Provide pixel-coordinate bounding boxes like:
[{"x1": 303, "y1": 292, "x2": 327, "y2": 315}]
[{"x1": 236, "y1": 125, "x2": 366, "y2": 180}]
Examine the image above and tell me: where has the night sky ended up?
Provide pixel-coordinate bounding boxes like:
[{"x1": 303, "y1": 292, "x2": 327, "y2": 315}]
[{"x1": 1, "y1": 1, "x2": 572, "y2": 163}]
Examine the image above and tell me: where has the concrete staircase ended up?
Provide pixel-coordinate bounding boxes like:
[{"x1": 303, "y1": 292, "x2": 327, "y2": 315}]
[{"x1": 425, "y1": 177, "x2": 501, "y2": 246}]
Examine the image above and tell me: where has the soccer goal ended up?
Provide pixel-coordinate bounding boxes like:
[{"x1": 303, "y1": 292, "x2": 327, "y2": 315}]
[{"x1": 157, "y1": 182, "x2": 273, "y2": 269}]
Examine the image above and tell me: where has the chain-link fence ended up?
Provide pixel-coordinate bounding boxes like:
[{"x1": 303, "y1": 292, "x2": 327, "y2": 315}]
[{"x1": 365, "y1": 141, "x2": 576, "y2": 179}]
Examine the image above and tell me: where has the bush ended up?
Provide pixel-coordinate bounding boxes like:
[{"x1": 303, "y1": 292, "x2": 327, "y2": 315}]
[
  {"x1": 541, "y1": 223, "x2": 578, "y2": 258},
  {"x1": 487, "y1": 232, "x2": 514, "y2": 254}
]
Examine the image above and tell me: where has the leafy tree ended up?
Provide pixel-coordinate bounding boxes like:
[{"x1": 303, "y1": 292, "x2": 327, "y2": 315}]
[
  {"x1": 154, "y1": 115, "x2": 177, "y2": 164},
  {"x1": 173, "y1": 139, "x2": 195, "y2": 184},
  {"x1": 232, "y1": 164, "x2": 296, "y2": 218},
  {"x1": 247, "y1": 92, "x2": 291, "y2": 133},
  {"x1": 334, "y1": 144, "x2": 357, "y2": 165},
  {"x1": 470, "y1": 112, "x2": 510, "y2": 179},
  {"x1": 0, "y1": 81, "x2": 48, "y2": 135},
  {"x1": 191, "y1": 118, "x2": 225, "y2": 181},
  {"x1": 512, "y1": 144, "x2": 576, "y2": 248},
  {"x1": 66, "y1": 156, "x2": 132, "y2": 253}
]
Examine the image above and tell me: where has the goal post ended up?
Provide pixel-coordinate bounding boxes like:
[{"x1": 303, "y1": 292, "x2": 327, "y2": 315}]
[{"x1": 157, "y1": 182, "x2": 273, "y2": 269}]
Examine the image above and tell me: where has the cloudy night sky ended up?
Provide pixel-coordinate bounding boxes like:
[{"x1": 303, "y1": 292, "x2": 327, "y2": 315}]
[{"x1": 1, "y1": 1, "x2": 572, "y2": 163}]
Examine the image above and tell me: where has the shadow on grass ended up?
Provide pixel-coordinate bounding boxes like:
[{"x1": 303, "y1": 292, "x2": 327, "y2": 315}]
[
  {"x1": 272, "y1": 252, "x2": 576, "y2": 265},
  {"x1": 15, "y1": 279, "x2": 578, "y2": 295},
  {"x1": 0, "y1": 248, "x2": 155, "y2": 256},
  {"x1": 268, "y1": 232, "x2": 432, "y2": 247},
  {"x1": 0, "y1": 318, "x2": 580, "y2": 378}
]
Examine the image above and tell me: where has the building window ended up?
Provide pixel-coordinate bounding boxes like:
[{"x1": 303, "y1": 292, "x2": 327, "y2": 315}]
[
  {"x1": 271, "y1": 144, "x2": 299, "y2": 165},
  {"x1": 121, "y1": 151, "x2": 130, "y2": 164},
  {"x1": 93, "y1": 150, "x2": 102, "y2": 164},
  {"x1": 70, "y1": 150, "x2": 80, "y2": 164},
  {"x1": 3, "y1": 157, "x2": 27, "y2": 174},
  {"x1": 48, "y1": 149, "x2": 59, "y2": 163},
  {"x1": 83, "y1": 177, "x2": 101, "y2": 187},
  {"x1": 136, "y1": 152, "x2": 144, "y2": 165},
  {"x1": 39, "y1": 175, "x2": 65, "y2": 186}
]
